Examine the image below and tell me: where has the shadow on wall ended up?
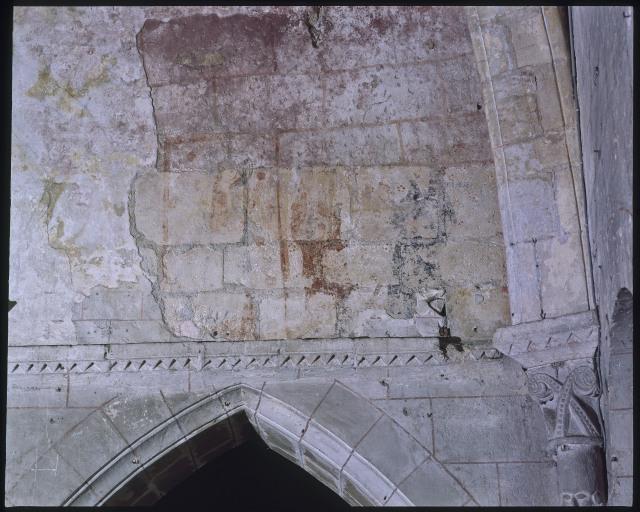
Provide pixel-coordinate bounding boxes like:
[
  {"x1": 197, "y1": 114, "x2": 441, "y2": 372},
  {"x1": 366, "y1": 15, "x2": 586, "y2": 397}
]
[{"x1": 609, "y1": 288, "x2": 632, "y2": 353}]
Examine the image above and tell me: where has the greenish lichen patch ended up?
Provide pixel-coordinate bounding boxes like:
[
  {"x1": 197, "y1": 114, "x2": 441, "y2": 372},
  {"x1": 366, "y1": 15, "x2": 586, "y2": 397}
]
[
  {"x1": 26, "y1": 65, "x2": 59, "y2": 99},
  {"x1": 39, "y1": 179, "x2": 67, "y2": 225}
]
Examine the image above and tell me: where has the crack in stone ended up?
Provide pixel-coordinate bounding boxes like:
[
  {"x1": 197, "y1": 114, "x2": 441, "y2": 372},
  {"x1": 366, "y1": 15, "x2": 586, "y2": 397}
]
[{"x1": 128, "y1": 22, "x2": 189, "y2": 341}]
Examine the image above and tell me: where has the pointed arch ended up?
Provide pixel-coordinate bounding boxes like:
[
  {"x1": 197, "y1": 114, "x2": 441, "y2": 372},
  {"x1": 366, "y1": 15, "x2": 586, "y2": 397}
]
[{"x1": 58, "y1": 381, "x2": 474, "y2": 506}]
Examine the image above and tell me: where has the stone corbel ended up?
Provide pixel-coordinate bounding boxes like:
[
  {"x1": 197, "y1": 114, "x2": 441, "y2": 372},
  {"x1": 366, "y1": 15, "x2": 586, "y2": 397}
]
[{"x1": 494, "y1": 310, "x2": 606, "y2": 506}]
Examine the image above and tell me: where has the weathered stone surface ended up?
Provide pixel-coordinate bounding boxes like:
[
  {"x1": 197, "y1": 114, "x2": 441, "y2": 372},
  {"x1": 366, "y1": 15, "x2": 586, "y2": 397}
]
[
  {"x1": 9, "y1": 5, "x2": 626, "y2": 508},
  {"x1": 397, "y1": 458, "x2": 470, "y2": 506},
  {"x1": 431, "y1": 395, "x2": 548, "y2": 462},
  {"x1": 445, "y1": 463, "x2": 500, "y2": 506},
  {"x1": 134, "y1": 170, "x2": 245, "y2": 245},
  {"x1": 161, "y1": 247, "x2": 223, "y2": 293},
  {"x1": 498, "y1": 462, "x2": 558, "y2": 506},
  {"x1": 259, "y1": 291, "x2": 337, "y2": 339},
  {"x1": 164, "y1": 292, "x2": 257, "y2": 340}
]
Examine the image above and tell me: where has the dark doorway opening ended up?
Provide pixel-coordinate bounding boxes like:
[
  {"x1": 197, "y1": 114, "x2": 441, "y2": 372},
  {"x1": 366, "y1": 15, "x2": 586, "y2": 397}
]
[{"x1": 154, "y1": 432, "x2": 349, "y2": 510}]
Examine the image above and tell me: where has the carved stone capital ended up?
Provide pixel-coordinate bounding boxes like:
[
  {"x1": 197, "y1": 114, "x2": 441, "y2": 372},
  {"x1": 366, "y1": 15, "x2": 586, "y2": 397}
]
[{"x1": 493, "y1": 311, "x2": 605, "y2": 506}]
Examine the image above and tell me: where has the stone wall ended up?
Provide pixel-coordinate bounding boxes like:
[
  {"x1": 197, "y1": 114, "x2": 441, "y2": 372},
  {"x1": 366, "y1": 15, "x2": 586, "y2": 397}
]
[
  {"x1": 571, "y1": 6, "x2": 634, "y2": 505},
  {"x1": 8, "y1": 5, "x2": 623, "y2": 507},
  {"x1": 12, "y1": 6, "x2": 510, "y2": 347}
]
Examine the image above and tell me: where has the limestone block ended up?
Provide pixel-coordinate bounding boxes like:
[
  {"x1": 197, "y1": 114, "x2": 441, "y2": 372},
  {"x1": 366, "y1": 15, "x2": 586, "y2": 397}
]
[
  {"x1": 81, "y1": 287, "x2": 143, "y2": 321},
  {"x1": 437, "y1": 240, "x2": 507, "y2": 288},
  {"x1": 5, "y1": 408, "x2": 93, "y2": 492},
  {"x1": 442, "y1": 112, "x2": 493, "y2": 164},
  {"x1": 169, "y1": 393, "x2": 227, "y2": 439},
  {"x1": 323, "y1": 125, "x2": 402, "y2": 166},
  {"x1": 479, "y1": 20, "x2": 517, "y2": 76},
  {"x1": 6, "y1": 447, "x2": 92, "y2": 507},
  {"x1": 609, "y1": 476, "x2": 633, "y2": 506},
  {"x1": 439, "y1": 55, "x2": 484, "y2": 114},
  {"x1": 338, "y1": 287, "x2": 438, "y2": 338},
  {"x1": 278, "y1": 130, "x2": 329, "y2": 168},
  {"x1": 224, "y1": 244, "x2": 284, "y2": 289},
  {"x1": 325, "y1": 63, "x2": 445, "y2": 126},
  {"x1": 278, "y1": 167, "x2": 347, "y2": 241},
  {"x1": 262, "y1": 379, "x2": 334, "y2": 416},
  {"x1": 495, "y1": 94, "x2": 543, "y2": 144},
  {"x1": 131, "y1": 418, "x2": 186, "y2": 467},
  {"x1": 323, "y1": 243, "x2": 397, "y2": 287},
  {"x1": 108, "y1": 320, "x2": 178, "y2": 343},
  {"x1": 55, "y1": 410, "x2": 129, "y2": 481},
  {"x1": 399, "y1": 119, "x2": 447, "y2": 165},
  {"x1": 215, "y1": 76, "x2": 272, "y2": 133},
  {"x1": 257, "y1": 395, "x2": 308, "y2": 443},
  {"x1": 301, "y1": 422, "x2": 353, "y2": 488},
  {"x1": 502, "y1": 132, "x2": 568, "y2": 180},
  {"x1": 537, "y1": 232, "x2": 589, "y2": 318},
  {"x1": 162, "y1": 246, "x2": 223, "y2": 293},
  {"x1": 163, "y1": 135, "x2": 227, "y2": 173},
  {"x1": 531, "y1": 65, "x2": 565, "y2": 133},
  {"x1": 505, "y1": 177, "x2": 560, "y2": 242},
  {"x1": 246, "y1": 168, "x2": 280, "y2": 243},
  {"x1": 103, "y1": 392, "x2": 174, "y2": 445},
  {"x1": 259, "y1": 291, "x2": 336, "y2": 339},
  {"x1": 134, "y1": 170, "x2": 245, "y2": 245},
  {"x1": 74, "y1": 320, "x2": 111, "y2": 344},
  {"x1": 348, "y1": 166, "x2": 440, "y2": 242},
  {"x1": 373, "y1": 398, "x2": 434, "y2": 451},
  {"x1": 83, "y1": 448, "x2": 145, "y2": 504},
  {"x1": 300, "y1": 442, "x2": 342, "y2": 494},
  {"x1": 254, "y1": 413, "x2": 301, "y2": 464},
  {"x1": 507, "y1": 13, "x2": 553, "y2": 68},
  {"x1": 498, "y1": 462, "x2": 559, "y2": 506},
  {"x1": 273, "y1": 16, "x2": 323, "y2": 74},
  {"x1": 353, "y1": 415, "x2": 424, "y2": 485},
  {"x1": 152, "y1": 81, "x2": 219, "y2": 138},
  {"x1": 228, "y1": 134, "x2": 276, "y2": 170},
  {"x1": 432, "y1": 395, "x2": 548, "y2": 462},
  {"x1": 504, "y1": 241, "x2": 542, "y2": 324},
  {"x1": 552, "y1": 164, "x2": 583, "y2": 235},
  {"x1": 164, "y1": 292, "x2": 257, "y2": 340},
  {"x1": 491, "y1": 67, "x2": 538, "y2": 102},
  {"x1": 310, "y1": 383, "x2": 382, "y2": 447},
  {"x1": 387, "y1": 358, "x2": 528, "y2": 399},
  {"x1": 447, "y1": 284, "x2": 510, "y2": 340},
  {"x1": 268, "y1": 73, "x2": 325, "y2": 131},
  {"x1": 341, "y1": 452, "x2": 396, "y2": 505},
  {"x1": 138, "y1": 12, "x2": 282, "y2": 86},
  {"x1": 608, "y1": 409, "x2": 633, "y2": 477},
  {"x1": 445, "y1": 463, "x2": 500, "y2": 506},
  {"x1": 317, "y1": 7, "x2": 397, "y2": 71},
  {"x1": 442, "y1": 164, "x2": 503, "y2": 241},
  {"x1": 608, "y1": 353, "x2": 633, "y2": 409},
  {"x1": 397, "y1": 457, "x2": 470, "y2": 506},
  {"x1": 67, "y1": 371, "x2": 189, "y2": 408},
  {"x1": 394, "y1": 6, "x2": 472, "y2": 63},
  {"x1": 7, "y1": 374, "x2": 67, "y2": 408}
]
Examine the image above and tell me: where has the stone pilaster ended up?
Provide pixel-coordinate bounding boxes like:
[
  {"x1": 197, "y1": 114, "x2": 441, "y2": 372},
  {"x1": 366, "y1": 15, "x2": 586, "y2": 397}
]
[{"x1": 494, "y1": 310, "x2": 606, "y2": 505}]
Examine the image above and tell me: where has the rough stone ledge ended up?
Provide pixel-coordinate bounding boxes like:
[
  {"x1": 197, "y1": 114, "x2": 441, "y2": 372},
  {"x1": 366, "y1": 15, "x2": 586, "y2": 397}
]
[
  {"x1": 8, "y1": 337, "x2": 502, "y2": 375},
  {"x1": 493, "y1": 309, "x2": 598, "y2": 368}
]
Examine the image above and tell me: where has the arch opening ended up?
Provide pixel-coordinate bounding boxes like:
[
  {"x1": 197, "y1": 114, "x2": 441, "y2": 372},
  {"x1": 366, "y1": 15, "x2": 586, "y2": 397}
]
[{"x1": 108, "y1": 421, "x2": 350, "y2": 509}]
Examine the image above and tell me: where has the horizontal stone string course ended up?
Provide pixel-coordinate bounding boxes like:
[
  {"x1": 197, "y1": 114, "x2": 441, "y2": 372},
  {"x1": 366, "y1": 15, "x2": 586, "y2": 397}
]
[{"x1": 8, "y1": 338, "x2": 502, "y2": 374}]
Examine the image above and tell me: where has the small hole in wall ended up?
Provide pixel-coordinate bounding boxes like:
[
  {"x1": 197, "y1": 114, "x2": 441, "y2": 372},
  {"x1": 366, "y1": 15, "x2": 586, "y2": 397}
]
[{"x1": 476, "y1": 103, "x2": 482, "y2": 111}]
